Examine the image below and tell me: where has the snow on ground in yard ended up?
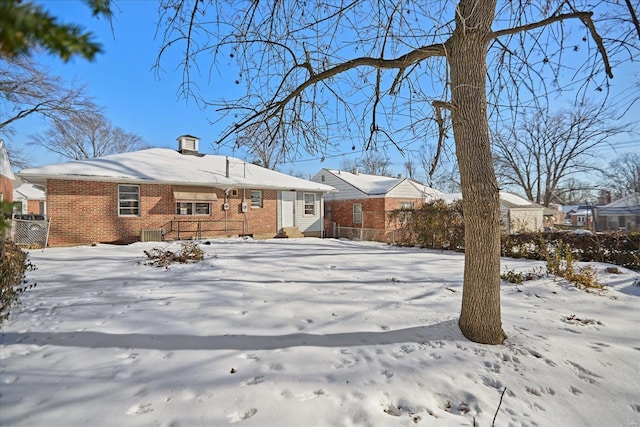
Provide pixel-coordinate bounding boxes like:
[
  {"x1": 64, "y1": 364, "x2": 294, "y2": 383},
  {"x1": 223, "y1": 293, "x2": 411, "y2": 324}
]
[{"x1": 1, "y1": 238, "x2": 639, "y2": 427}]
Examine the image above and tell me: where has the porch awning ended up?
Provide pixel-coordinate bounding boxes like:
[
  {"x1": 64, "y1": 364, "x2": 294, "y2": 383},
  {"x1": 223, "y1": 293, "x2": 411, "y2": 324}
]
[{"x1": 173, "y1": 186, "x2": 218, "y2": 201}]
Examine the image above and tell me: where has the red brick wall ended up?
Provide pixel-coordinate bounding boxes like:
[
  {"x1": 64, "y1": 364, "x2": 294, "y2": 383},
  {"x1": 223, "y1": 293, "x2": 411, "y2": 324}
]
[
  {"x1": 46, "y1": 179, "x2": 278, "y2": 246},
  {"x1": 0, "y1": 175, "x2": 12, "y2": 203},
  {"x1": 26, "y1": 200, "x2": 44, "y2": 214},
  {"x1": 326, "y1": 197, "x2": 424, "y2": 230}
]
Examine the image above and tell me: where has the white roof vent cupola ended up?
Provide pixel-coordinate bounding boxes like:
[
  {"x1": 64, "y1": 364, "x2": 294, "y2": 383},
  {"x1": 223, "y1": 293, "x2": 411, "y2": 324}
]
[{"x1": 177, "y1": 135, "x2": 202, "y2": 156}]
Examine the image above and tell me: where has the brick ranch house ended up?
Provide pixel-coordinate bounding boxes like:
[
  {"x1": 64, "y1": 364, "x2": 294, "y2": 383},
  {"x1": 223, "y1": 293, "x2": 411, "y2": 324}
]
[
  {"x1": 18, "y1": 135, "x2": 335, "y2": 246},
  {"x1": 311, "y1": 168, "x2": 443, "y2": 241}
]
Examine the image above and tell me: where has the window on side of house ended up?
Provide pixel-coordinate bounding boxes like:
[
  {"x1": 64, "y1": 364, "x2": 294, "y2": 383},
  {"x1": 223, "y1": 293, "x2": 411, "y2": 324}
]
[
  {"x1": 399, "y1": 201, "x2": 414, "y2": 210},
  {"x1": 325, "y1": 204, "x2": 332, "y2": 222},
  {"x1": 304, "y1": 193, "x2": 315, "y2": 215},
  {"x1": 118, "y1": 185, "x2": 140, "y2": 216},
  {"x1": 176, "y1": 202, "x2": 211, "y2": 216},
  {"x1": 353, "y1": 203, "x2": 362, "y2": 224},
  {"x1": 251, "y1": 190, "x2": 263, "y2": 208}
]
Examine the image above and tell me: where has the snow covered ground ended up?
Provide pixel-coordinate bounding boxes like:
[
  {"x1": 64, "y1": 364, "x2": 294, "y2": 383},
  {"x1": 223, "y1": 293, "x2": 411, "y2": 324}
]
[{"x1": 1, "y1": 237, "x2": 639, "y2": 427}]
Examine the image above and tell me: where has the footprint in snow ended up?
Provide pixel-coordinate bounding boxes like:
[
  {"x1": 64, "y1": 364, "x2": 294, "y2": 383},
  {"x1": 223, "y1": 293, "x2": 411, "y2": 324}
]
[
  {"x1": 227, "y1": 408, "x2": 257, "y2": 423},
  {"x1": 126, "y1": 403, "x2": 153, "y2": 415}
]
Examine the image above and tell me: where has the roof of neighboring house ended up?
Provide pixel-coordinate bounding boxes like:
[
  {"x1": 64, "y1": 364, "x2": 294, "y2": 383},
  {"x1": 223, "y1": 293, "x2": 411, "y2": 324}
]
[
  {"x1": 13, "y1": 183, "x2": 46, "y2": 201},
  {"x1": 597, "y1": 193, "x2": 640, "y2": 215},
  {"x1": 439, "y1": 192, "x2": 545, "y2": 210},
  {"x1": 17, "y1": 148, "x2": 336, "y2": 192},
  {"x1": 321, "y1": 169, "x2": 443, "y2": 198},
  {"x1": 0, "y1": 139, "x2": 16, "y2": 180}
]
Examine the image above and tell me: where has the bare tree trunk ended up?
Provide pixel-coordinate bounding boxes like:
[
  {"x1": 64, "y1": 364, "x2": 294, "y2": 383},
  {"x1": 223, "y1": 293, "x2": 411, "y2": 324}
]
[{"x1": 449, "y1": 0, "x2": 505, "y2": 344}]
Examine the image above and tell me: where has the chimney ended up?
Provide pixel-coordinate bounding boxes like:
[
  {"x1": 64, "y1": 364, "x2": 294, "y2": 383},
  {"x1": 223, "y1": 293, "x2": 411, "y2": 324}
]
[{"x1": 177, "y1": 135, "x2": 201, "y2": 155}]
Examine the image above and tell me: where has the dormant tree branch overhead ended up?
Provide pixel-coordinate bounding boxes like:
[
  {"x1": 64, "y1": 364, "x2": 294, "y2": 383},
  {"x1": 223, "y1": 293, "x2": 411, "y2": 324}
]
[{"x1": 156, "y1": 0, "x2": 638, "y2": 345}]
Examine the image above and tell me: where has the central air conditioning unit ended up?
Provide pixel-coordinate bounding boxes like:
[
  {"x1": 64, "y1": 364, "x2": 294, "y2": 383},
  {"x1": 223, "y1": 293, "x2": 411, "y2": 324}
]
[
  {"x1": 241, "y1": 202, "x2": 248, "y2": 213},
  {"x1": 141, "y1": 228, "x2": 164, "y2": 242},
  {"x1": 223, "y1": 203, "x2": 230, "y2": 210}
]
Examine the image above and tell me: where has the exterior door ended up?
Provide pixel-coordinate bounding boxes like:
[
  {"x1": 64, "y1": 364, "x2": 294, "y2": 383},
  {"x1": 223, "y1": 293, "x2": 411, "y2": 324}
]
[{"x1": 281, "y1": 191, "x2": 295, "y2": 227}]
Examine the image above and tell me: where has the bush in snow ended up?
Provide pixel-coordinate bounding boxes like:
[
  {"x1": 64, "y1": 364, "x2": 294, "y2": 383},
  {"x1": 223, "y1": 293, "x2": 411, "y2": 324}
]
[
  {"x1": 143, "y1": 242, "x2": 204, "y2": 268},
  {"x1": 0, "y1": 240, "x2": 37, "y2": 323}
]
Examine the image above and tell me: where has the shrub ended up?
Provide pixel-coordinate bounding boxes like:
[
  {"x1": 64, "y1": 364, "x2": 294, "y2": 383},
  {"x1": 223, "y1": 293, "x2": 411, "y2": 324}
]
[
  {"x1": 144, "y1": 242, "x2": 205, "y2": 268},
  {"x1": 389, "y1": 199, "x2": 465, "y2": 250},
  {"x1": 1, "y1": 240, "x2": 37, "y2": 323},
  {"x1": 542, "y1": 239, "x2": 604, "y2": 291}
]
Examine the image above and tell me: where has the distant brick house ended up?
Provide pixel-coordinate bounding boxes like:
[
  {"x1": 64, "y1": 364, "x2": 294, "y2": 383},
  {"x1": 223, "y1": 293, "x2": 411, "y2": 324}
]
[
  {"x1": 0, "y1": 139, "x2": 15, "y2": 204},
  {"x1": 311, "y1": 169, "x2": 442, "y2": 241},
  {"x1": 18, "y1": 135, "x2": 335, "y2": 246},
  {"x1": 13, "y1": 182, "x2": 46, "y2": 215}
]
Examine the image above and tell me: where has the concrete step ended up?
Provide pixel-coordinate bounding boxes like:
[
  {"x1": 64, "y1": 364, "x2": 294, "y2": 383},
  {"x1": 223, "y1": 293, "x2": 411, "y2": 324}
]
[{"x1": 281, "y1": 227, "x2": 304, "y2": 238}]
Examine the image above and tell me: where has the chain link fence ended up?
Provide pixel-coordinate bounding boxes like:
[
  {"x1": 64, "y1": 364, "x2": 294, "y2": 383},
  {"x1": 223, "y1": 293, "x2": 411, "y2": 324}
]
[{"x1": 10, "y1": 216, "x2": 50, "y2": 248}]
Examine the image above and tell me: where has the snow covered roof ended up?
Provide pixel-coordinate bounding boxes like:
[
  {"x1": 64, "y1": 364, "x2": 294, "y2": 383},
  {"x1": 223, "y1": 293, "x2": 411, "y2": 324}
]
[
  {"x1": 324, "y1": 169, "x2": 404, "y2": 195},
  {"x1": 13, "y1": 183, "x2": 46, "y2": 200},
  {"x1": 438, "y1": 192, "x2": 544, "y2": 210},
  {"x1": 324, "y1": 169, "x2": 442, "y2": 197},
  {"x1": 17, "y1": 148, "x2": 336, "y2": 193},
  {"x1": 598, "y1": 193, "x2": 640, "y2": 215},
  {"x1": 0, "y1": 139, "x2": 15, "y2": 180}
]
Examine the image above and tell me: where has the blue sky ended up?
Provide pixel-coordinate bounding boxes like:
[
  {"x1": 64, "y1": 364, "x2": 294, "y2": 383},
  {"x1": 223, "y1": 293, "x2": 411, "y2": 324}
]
[{"x1": 5, "y1": 0, "x2": 639, "y2": 180}]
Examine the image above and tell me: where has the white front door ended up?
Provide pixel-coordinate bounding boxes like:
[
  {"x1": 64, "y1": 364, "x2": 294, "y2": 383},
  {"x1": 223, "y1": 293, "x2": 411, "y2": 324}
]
[{"x1": 282, "y1": 192, "x2": 295, "y2": 227}]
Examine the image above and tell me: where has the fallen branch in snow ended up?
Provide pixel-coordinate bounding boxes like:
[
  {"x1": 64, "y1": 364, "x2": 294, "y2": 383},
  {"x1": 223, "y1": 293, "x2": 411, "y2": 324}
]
[
  {"x1": 143, "y1": 242, "x2": 204, "y2": 268},
  {"x1": 492, "y1": 387, "x2": 507, "y2": 427}
]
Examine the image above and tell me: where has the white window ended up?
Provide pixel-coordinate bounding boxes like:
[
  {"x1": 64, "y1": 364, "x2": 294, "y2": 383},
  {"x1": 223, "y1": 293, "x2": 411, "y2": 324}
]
[
  {"x1": 251, "y1": 190, "x2": 263, "y2": 208},
  {"x1": 399, "y1": 201, "x2": 414, "y2": 210},
  {"x1": 353, "y1": 203, "x2": 362, "y2": 224},
  {"x1": 176, "y1": 202, "x2": 210, "y2": 216},
  {"x1": 304, "y1": 193, "x2": 315, "y2": 215},
  {"x1": 118, "y1": 185, "x2": 140, "y2": 216}
]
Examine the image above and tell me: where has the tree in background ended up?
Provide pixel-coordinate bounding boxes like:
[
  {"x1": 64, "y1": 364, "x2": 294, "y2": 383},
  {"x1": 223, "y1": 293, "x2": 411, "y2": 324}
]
[
  {"x1": 156, "y1": 1, "x2": 639, "y2": 344},
  {"x1": 235, "y1": 122, "x2": 286, "y2": 170},
  {"x1": 339, "y1": 152, "x2": 393, "y2": 176},
  {"x1": 493, "y1": 103, "x2": 628, "y2": 207},
  {"x1": 30, "y1": 112, "x2": 145, "y2": 160},
  {"x1": 601, "y1": 153, "x2": 640, "y2": 198},
  {"x1": 358, "y1": 151, "x2": 393, "y2": 176},
  {"x1": 0, "y1": 56, "x2": 98, "y2": 136}
]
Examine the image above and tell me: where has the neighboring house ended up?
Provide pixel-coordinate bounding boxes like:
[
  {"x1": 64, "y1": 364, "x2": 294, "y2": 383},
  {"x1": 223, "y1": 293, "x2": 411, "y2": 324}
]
[
  {"x1": 13, "y1": 182, "x2": 47, "y2": 215},
  {"x1": 0, "y1": 139, "x2": 15, "y2": 203},
  {"x1": 18, "y1": 135, "x2": 335, "y2": 246},
  {"x1": 442, "y1": 192, "x2": 545, "y2": 234},
  {"x1": 564, "y1": 205, "x2": 595, "y2": 229},
  {"x1": 595, "y1": 193, "x2": 640, "y2": 231},
  {"x1": 311, "y1": 168, "x2": 443, "y2": 241}
]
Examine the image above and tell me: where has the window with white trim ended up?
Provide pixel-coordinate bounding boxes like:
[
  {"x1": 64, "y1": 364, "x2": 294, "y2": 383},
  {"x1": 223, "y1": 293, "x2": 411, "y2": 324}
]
[
  {"x1": 399, "y1": 201, "x2": 414, "y2": 210},
  {"x1": 118, "y1": 185, "x2": 140, "y2": 216},
  {"x1": 353, "y1": 203, "x2": 362, "y2": 224},
  {"x1": 251, "y1": 190, "x2": 263, "y2": 208},
  {"x1": 304, "y1": 193, "x2": 315, "y2": 215},
  {"x1": 176, "y1": 202, "x2": 211, "y2": 216}
]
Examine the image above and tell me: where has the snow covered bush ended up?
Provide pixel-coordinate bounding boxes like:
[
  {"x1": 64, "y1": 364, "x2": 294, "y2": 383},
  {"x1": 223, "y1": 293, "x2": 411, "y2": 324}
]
[{"x1": 0, "y1": 240, "x2": 36, "y2": 323}]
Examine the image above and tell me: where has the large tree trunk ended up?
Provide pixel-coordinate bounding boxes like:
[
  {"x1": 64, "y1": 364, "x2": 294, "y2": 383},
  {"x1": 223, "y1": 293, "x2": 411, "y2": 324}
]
[{"x1": 449, "y1": 0, "x2": 506, "y2": 344}]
